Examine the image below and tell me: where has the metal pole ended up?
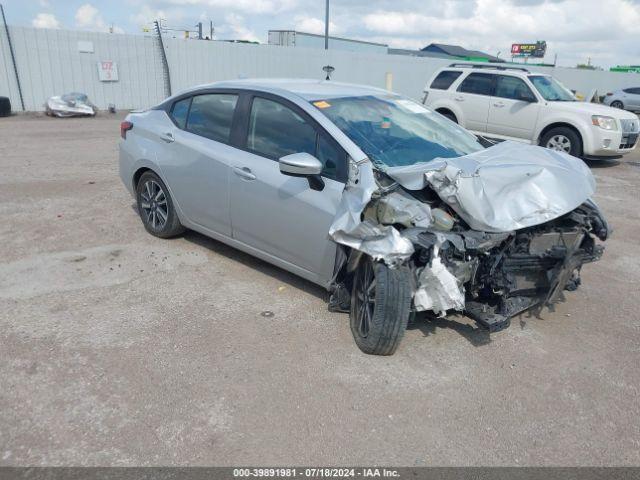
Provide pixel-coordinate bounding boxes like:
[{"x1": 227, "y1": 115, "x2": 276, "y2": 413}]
[
  {"x1": 0, "y1": 4, "x2": 25, "y2": 111},
  {"x1": 324, "y1": 0, "x2": 329, "y2": 50},
  {"x1": 154, "y1": 20, "x2": 172, "y2": 97}
]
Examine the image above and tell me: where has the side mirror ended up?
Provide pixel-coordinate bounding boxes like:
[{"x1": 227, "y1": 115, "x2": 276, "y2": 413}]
[
  {"x1": 279, "y1": 152, "x2": 323, "y2": 176},
  {"x1": 518, "y1": 92, "x2": 537, "y2": 103},
  {"x1": 279, "y1": 153, "x2": 325, "y2": 191}
]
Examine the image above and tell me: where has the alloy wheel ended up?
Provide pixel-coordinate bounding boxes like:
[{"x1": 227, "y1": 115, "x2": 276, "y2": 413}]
[
  {"x1": 546, "y1": 134, "x2": 572, "y2": 153},
  {"x1": 140, "y1": 180, "x2": 168, "y2": 230},
  {"x1": 354, "y1": 260, "x2": 376, "y2": 338}
]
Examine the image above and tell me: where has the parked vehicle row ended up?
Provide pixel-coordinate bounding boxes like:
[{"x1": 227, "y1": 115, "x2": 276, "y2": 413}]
[
  {"x1": 423, "y1": 64, "x2": 639, "y2": 160},
  {"x1": 120, "y1": 79, "x2": 609, "y2": 355}
]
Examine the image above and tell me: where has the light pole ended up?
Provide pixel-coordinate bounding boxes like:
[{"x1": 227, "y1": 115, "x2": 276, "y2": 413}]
[{"x1": 324, "y1": 0, "x2": 329, "y2": 50}]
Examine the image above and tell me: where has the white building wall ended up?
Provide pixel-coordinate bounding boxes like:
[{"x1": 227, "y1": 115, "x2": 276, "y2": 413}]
[{"x1": 1, "y1": 25, "x2": 639, "y2": 112}]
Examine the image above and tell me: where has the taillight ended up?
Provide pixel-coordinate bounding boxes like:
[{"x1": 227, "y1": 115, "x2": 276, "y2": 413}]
[
  {"x1": 120, "y1": 121, "x2": 133, "y2": 139},
  {"x1": 605, "y1": 92, "x2": 613, "y2": 96}
]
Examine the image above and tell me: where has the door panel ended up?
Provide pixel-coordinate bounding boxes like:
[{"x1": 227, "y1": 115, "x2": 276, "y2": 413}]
[
  {"x1": 487, "y1": 75, "x2": 540, "y2": 140},
  {"x1": 157, "y1": 128, "x2": 233, "y2": 235},
  {"x1": 155, "y1": 93, "x2": 239, "y2": 236},
  {"x1": 456, "y1": 73, "x2": 495, "y2": 132},
  {"x1": 229, "y1": 152, "x2": 343, "y2": 281},
  {"x1": 488, "y1": 99, "x2": 539, "y2": 139},
  {"x1": 229, "y1": 95, "x2": 346, "y2": 282}
]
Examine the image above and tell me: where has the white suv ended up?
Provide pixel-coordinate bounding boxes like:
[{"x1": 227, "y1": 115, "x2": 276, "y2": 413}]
[{"x1": 423, "y1": 64, "x2": 640, "y2": 159}]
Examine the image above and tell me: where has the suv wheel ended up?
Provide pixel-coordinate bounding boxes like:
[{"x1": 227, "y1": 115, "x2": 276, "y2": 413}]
[
  {"x1": 540, "y1": 127, "x2": 583, "y2": 157},
  {"x1": 136, "y1": 171, "x2": 185, "y2": 238},
  {"x1": 350, "y1": 257, "x2": 412, "y2": 355},
  {"x1": 610, "y1": 100, "x2": 624, "y2": 109}
]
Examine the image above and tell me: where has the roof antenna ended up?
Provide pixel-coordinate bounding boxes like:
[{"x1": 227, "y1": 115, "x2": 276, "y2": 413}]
[{"x1": 322, "y1": 65, "x2": 335, "y2": 81}]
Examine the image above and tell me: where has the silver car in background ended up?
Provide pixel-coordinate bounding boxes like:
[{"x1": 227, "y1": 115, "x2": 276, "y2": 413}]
[
  {"x1": 119, "y1": 79, "x2": 608, "y2": 355},
  {"x1": 604, "y1": 87, "x2": 640, "y2": 112}
]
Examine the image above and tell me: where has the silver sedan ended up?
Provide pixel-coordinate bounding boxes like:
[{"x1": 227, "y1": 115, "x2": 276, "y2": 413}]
[{"x1": 120, "y1": 79, "x2": 608, "y2": 355}]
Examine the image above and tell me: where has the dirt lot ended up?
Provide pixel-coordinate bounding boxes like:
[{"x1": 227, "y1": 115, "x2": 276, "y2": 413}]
[{"x1": 1, "y1": 113, "x2": 639, "y2": 466}]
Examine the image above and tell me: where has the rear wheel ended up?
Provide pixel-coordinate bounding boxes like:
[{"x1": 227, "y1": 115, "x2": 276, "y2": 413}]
[
  {"x1": 350, "y1": 258, "x2": 412, "y2": 355},
  {"x1": 136, "y1": 171, "x2": 184, "y2": 238},
  {"x1": 610, "y1": 100, "x2": 624, "y2": 109},
  {"x1": 540, "y1": 127, "x2": 583, "y2": 158}
]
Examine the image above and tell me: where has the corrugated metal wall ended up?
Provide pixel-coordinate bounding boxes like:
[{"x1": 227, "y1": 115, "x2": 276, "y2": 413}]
[
  {"x1": 1, "y1": 25, "x2": 639, "y2": 112},
  {"x1": 0, "y1": 26, "x2": 165, "y2": 111}
]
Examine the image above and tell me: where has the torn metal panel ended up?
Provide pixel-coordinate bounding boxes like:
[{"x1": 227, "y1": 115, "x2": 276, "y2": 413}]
[
  {"x1": 413, "y1": 244, "x2": 466, "y2": 315},
  {"x1": 385, "y1": 141, "x2": 596, "y2": 233},
  {"x1": 328, "y1": 160, "x2": 414, "y2": 265},
  {"x1": 46, "y1": 92, "x2": 97, "y2": 117}
]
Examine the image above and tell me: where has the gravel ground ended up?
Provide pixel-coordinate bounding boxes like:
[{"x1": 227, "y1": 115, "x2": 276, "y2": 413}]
[{"x1": 1, "y1": 113, "x2": 639, "y2": 466}]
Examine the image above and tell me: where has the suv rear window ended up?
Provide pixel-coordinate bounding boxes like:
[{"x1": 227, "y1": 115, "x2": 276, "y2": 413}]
[
  {"x1": 458, "y1": 73, "x2": 495, "y2": 96},
  {"x1": 430, "y1": 70, "x2": 462, "y2": 90}
]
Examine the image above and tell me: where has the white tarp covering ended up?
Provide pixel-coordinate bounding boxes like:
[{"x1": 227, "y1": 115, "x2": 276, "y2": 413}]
[
  {"x1": 45, "y1": 93, "x2": 97, "y2": 117},
  {"x1": 385, "y1": 141, "x2": 596, "y2": 233}
]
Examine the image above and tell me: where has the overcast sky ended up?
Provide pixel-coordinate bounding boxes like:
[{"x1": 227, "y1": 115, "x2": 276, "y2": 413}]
[{"x1": 3, "y1": 0, "x2": 639, "y2": 68}]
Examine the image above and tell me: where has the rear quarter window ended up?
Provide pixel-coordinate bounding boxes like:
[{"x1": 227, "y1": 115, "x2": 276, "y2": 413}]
[
  {"x1": 430, "y1": 70, "x2": 462, "y2": 90},
  {"x1": 457, "y1": 73, "x2": 495, "y2": 96},
  {"x1": 170, "y1": 97, "x2": 191, "y2": 129}
]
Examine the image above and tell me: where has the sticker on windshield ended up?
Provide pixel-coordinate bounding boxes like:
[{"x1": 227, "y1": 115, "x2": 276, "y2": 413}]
[
  {"x1": 313, "y1": 100, "x2": 332, "y2": 109},
  {"x1": 395, "y1": 99, "x2": 429, "y2": 114}
]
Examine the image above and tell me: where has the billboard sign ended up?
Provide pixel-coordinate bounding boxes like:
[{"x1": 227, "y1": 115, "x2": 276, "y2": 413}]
[{"x1": 511, "y1": 41, "x2": 547, "y2": 58}]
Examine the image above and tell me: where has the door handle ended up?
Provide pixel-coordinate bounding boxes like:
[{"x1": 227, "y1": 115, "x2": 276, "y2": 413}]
[
  {"x1": 233, "y1": 166, "x2": 256, "y2": 181},
  {"x1": 493, "y1": 102, "x2": 505, "y2": 108},
  {"x1": 454, "y1": 96, "x2": 465, "y2": 102},
  {"x1": 160, "y1": 132, "x2": 174, "y2": 143}
]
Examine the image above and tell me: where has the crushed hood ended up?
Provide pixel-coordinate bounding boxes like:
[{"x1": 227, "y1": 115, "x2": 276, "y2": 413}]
[{"x1": 385, "y1": 141, "x2": 596, "y2": 232}]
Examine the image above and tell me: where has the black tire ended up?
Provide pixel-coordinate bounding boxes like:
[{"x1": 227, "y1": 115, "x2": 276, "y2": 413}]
[
  {"x1": 610, "y1": 100, "x2": 624, "y2": 109},
  {"x1": 438, "y1": 110, "x2": 457, "y2": 123},
  {"x1": 136, "y1": 171, "x2": 184, "y2": 238},
  {"x1": 0, "y1": 97, "x2": 11, "y2": 117},
  {"x1": 350, "y1": 257, "x2": 412, "y2": 355},
  {"x1": 540, "y1": 127, "x2": 583, "y2": 158}
]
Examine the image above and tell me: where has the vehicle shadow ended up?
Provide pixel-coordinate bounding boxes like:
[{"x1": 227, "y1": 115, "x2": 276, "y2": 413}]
[
  {"x1": 185, "y1": 229, "x2": 329, "y2": 302},
  {"x1": 585, "y1": 158, "x2": 621, "y2": 168},
  {"x1": 130, "y1": 203, "x2": 329, "y2": 302},
  {"x1": 408, "y1": 312, "x2": 491, "y2": 347}
]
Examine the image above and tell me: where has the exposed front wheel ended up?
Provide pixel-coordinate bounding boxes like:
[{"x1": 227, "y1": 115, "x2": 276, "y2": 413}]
[
  {"x1": 350, "y1": 258, "x2": 412, "y2": 355},
  {"x1": 540, "y1": 127, "x2": 583, "y2": 158},
  {"x1": 136, "y1": 171, "x2": 184, "y2": 238}
]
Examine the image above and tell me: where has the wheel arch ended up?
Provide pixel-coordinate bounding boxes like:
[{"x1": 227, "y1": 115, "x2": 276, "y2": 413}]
[
  {"x1": 537, "y1": 122, "x2": 585, "y2": 150},
  {"x1": 435, "y1": 107, "x2": 458, "y2": 122}
]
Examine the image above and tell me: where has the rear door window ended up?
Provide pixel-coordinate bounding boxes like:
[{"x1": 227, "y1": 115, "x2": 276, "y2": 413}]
[
  {"x1": 457, "y1": 73, "x2": 495, "y2": 96},
  {"x1": 170, "y1": 97, "x2": 191, "y2": 129},
  {"x1": 186, "y1": 94, "x2": 238, "y2": 143},
  {"x1": 430, "y1": 71, "x2": 462, "y2": 90},
  {"x1": 494, "y1": 75, "x2": 536, "y2": 101}
]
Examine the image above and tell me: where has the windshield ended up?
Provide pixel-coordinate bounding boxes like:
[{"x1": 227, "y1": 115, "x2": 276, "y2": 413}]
[
  {"x1": 311, "y1": 95, "x2": 483, "y2": 169},
  {"x1": 529, "y1": 76, "x2": 576, "y2": 101}
]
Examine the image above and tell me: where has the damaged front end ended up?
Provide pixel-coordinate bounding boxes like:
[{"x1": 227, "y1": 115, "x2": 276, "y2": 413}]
[{"x1": 329, "y1": 142, "x2": 609, "y2": 332}]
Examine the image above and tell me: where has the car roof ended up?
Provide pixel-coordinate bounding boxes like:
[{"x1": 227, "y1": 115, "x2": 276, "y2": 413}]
[{"x1": 179, "y1": 78, "x2": 392, "y2": 101}]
